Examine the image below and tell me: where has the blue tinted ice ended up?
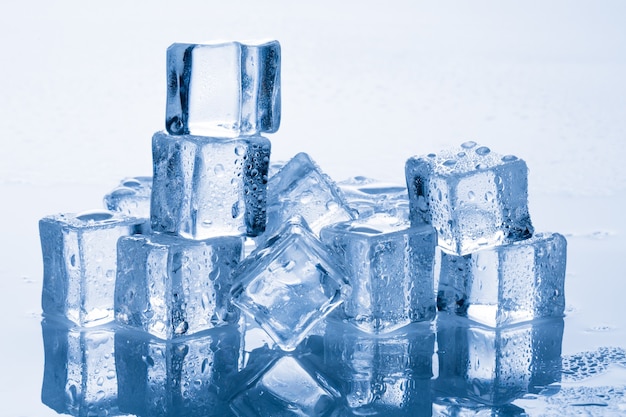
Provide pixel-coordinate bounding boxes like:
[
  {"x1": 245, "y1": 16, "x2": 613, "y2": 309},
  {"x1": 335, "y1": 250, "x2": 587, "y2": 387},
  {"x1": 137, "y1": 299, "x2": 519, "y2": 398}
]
[
  {"x1": 437, "y1": 232, "x2": 567, "y2": 327},
  {"x1": 324, "y1": 320, "x2": 434, "y2": 415},
  {"x1": 230, "y1": 355, "x2": 340, "y2": 417},
  {"x1": 230, "y1": 217, "x2": 350, "y2": 351},
  {"x1": 321, "y1": 213, "x2": 437, "y2": 333},
  {"x1": 39, "y1": 210, "x2": 145, "y2": 326},
  {"x1": 115, "y1": 326, "x2": 239, "y2": 417},
  {"x1": 263, "y1": 152, "x2": 355, "y2": 241},
  {"x1": 435, "y1": 316, "x2": 564, "y2": 406},
  {"x1": 41, "y1": 320, "x2": 119, "y2": 416},
  {"x1": 151, "y1": 131, "x2": 271, "y2": 239},
  {"x1": 166, "y1": 41, "x2": 280, "y2": 138},
  {"x1": 104, "y1": 176, "x2": 152, "y2": 218},
  {"x1": 405, "y1": 142, "x2": 533, "y2": 255},
  {"x1": 337, "y1": 176, "x2": 409, "y2": 219},
  {"x1": 115, "y1": 233, "x2": 242, "y2": 340}
]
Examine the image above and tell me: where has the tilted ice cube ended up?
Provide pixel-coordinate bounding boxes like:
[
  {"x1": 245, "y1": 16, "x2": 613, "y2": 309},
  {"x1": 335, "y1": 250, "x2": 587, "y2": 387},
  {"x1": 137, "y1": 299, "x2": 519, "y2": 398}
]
[
  {"x1": 39, "y1": 210, "x2": 145, "y2": 326},
  {"x1": 166, "y1": 41, "x2": 280, "y2": 138},
  {"x1": 323, "y1": 320, "x2": 434, "y2": 415},
  {"x1": 437, "y1": 232, "x2": 567, "y2": 327},
  {"x1": 405, "y1": 142, "x2": 533, "y2": 255},
  {"x1": 115, "y1": 326, "x2": 240, "y2": 417},
  {"x1": 435, "y1": 315, "x2": 564, "y2": 406},
  {"x1": 321, "y1": 213, "x2": 437, "y2": 333},
  {"x1": 104, "y1": 176, "x2": 152, "y2": 218},
  {"x1": 151, "y1": 131, "x2": 271, "y2": 239},
  {"x1": 115, "y1": 233, "x2": 242, "y2": 339},
  {"x1": 337, "y1": 176, "x2": 409, "y2": 220},
  {"x1": 263, "y1": 152, "x2": 355, "y2": 241},
  {"x1": 230, "y1": 216, "x2": 350, "y2": 351},
  {"x1": 230, "y1": 355, "x2": 340, "y2": 417},
  {"x1": 41, "y1": 320, "x2": 119, "y2": 417}
]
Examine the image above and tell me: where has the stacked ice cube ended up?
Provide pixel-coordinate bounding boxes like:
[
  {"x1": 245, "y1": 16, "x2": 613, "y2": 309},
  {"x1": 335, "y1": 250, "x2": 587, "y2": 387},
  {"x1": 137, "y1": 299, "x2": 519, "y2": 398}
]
[{"x1": 405, "y1": 142, "x2": 567, "y2": 327}]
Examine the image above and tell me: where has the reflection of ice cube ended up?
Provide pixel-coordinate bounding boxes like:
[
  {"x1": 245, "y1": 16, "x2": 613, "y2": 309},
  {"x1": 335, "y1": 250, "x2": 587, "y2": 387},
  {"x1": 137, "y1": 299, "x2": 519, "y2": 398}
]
[
  {"x1": 166, "y1": 41, "x2": 281, "y2": 138},
  {"x1": 39, "y1": 210, "x2": 145, "y2": 326},
  {"x1": 230, "y1": 355, "x2": 340, "y2": 417},
  {"x1": 151, "y1": 131, "x2": 271, "y2": 239},
  {"x1": 262, "y1": 152, "x2": 355, "y2": 241},
  {"x1": 321, "y1": 213, "x2": 437, "y2": 333},
  {"x1": 115, "y1": 233, "x2": 242, "y2": 340},
  {"x1": 115, "y1": 325, "x2": 239, "y2": 417},
  {"x1": 323, "y1": 320, "x2": 434, "y2": 416},
  {"x1": 231, "y1": 217, "x2": 350, "y2": 351},
  {"x1": 435, "y1": 316, "x2": 564, "y2": 406},
  {"x1": 405, "y1": 142, "x2": 533, "y2": 255},
  {"x1": 41, "y1": 320, "x2": 120, "y2": 417},
  {"x1": 437, "y1": 232, "x2": 567, "y2": 327},
  {"x1": 104, "y1": 176, "x2": 152, "y2": 218}
]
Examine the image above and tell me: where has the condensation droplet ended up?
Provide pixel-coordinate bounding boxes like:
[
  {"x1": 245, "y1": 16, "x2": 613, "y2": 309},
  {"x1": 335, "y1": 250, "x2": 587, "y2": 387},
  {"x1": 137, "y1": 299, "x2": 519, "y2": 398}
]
[
  {"x1": 501, "y1": 154, "x2": 518, "y2": 162},
  {"x1": 442, "y1": 159, "x2": 456, "y2": 167},
  {"x1": 214, "y1": 164, "x2": 224, "y2": 177},
  {"x1": 475, "y1": 146, "x2": 491, "y2": 156},
  {"x1": 461, "y1": 141, "x2": 477, "y2": 149},
  {"x1": 468, "y1": 191, "x2": 475, "y2": 200},
  {"x1": 235, "y1": 145, "x2": 246, "y2": 156},
  {"x1": 175, "y1": 321, "x2": 189, "y2": 335}
]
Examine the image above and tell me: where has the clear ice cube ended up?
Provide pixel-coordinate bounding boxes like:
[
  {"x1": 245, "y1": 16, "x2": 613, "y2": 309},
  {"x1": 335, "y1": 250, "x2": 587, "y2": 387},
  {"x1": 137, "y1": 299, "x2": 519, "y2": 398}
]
[
  {"x1": 323, "y1": 320, "x2": 434, "y2": 415},
  {"x1": 321, "y1": 213, "x2": 437, "y2": 333},
  {"x1": 230, "y1": 216, "x2": 350, "y2": 351},
  {"x1": 166, "y1": 41, "x2": 281, "y2": 138},
  {"x1": 115, "y1": 325, "x2": 240, "y2": 417},
  {"x1": 39, "y1": 210, "x2": 145, "y2": 326},
  {"x1": 41, "y1": 320, "x2": 119, "y2": 416},
  {"x1": 263, "y1": 152, "x2": 355, "y2": 241},
  {"x1": 150, "y1": 131, "x2": 271, "y2": 239},
  {"x1": 435, "y1": 315, "x2": 564, "y2": 406},
  {"x1": 437, "y1": 232, "x2": 567, "y2": 327},
  {"x1": 230, "y1": 355, "x2": 340, "y2": 417},
  {"x1": 405, "y1": 142, "x2": 533, "y2": 255},
  {"x1": 104, "y1": 176, "x2": 152, "y2": 218},
  {"x1": 337, "y1": 175, "x2": 409, "y2": 220},
  {"x1": 115, "y1": 233, "x2": 242, "y2": 339}
]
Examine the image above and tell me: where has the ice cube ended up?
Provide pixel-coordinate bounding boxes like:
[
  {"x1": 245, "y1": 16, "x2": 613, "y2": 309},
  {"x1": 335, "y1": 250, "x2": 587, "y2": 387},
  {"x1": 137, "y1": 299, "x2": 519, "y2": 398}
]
[
  {"x1": 230, "y1": 216, "x2": 350, "y2": 351},
  {"x1": 115, "y1": 325, "x2": 239, "y2": 417},
  {"x1": 405, "y1": 142, "x2": 533, "y2": 255},
  {"x1": 104, "y1": 176, "x2": 152, "y2": 218},
  {"x1": 150, "y1": 131, "x2": 271, "y2": 239},
  {"x1": 323, "y1": 319, "x2": 434, "y2": 415},
  {"x1": 263, "y1": 152, "x2": 355, "y2": 241},
  {"x1": 320, "y1": 213, "x2": 437, "y2": 333},
  {"x1": 39, "y1": 210, "x2": 145, "y2": 326},
  {"x1": 115, "y1": 233, "x2": 242, "y2": 339},
  {"x1": 230, "y1": 355, "x2": 340, "y2": 417},
  {"x1": 337, "y1": 175, "x2": 409, "y2": 219},
  {"x1": 41, "y1": 320, "x2": 119, "y2": 416},
  {"x1": 166, "y1": 40, "x2": 280, "y2": 138},
  {"x1": 437, "y1": 232, "x2": 567, "y2": 327},
  {"x1": 435, "y1": 315, "x2": 564, "y2": 405}
]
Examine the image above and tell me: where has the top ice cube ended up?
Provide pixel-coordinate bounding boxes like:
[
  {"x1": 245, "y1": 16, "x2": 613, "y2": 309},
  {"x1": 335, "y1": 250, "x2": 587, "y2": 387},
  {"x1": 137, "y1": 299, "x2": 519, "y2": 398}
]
[
  {"x1": 166, "y1": 40, "x2": 281, "y2": 138},
  {"x1": 405, "y1": 142, "x2": 533, "y2": 255}
]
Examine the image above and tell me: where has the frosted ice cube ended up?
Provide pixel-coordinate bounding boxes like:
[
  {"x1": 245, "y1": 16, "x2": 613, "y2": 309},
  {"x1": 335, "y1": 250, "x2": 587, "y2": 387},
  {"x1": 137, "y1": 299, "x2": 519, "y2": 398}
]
[
  {"x1": 41, "y1": 320, "x2": 119, "y2": 417},
  {"x1": 231, "y1": 216, "x2": 350, "y2": 351},
  {"x1": 230, "y1": 355, "x2": 340, "y2": 417},
  {"x1": 104, "y1": 176, "x2": 152, "y2": 218},
  {"x1": 405, "y1": 142, "x2": 533, "y2": 255},
  {"x1": 437, "y1": 232, "x2": 567, "y2": 327},
  {"x1": 338, "y1": 176, "x2": 409, "y2": 219},
  {"x1": 39, "y1": 210, "x2": 145, "y2": 326},
  {"x1": 115, "y1": 233, "x2": 242, "y2": 339},
  {"x1": 263, "y1": 152, "x2": 355, "y2": 241},
  {"x1": 115, "y1": 325, "x2": 239, "y2": 417},
  {"x1": 321, "y1": 213, "x2": 437, "y2": 333},
  {"x1": 435, "y1": 316, "x2": 564, "y2": 405},
  {"x1": 166, "y1": 40, "x2": 280, "y2": 138},
  {"x1": 324, "y1": 320, "x2": 434, "y2": 415},
  {"x1": 150, "y1": 131, "x2": 271, "y2": 239}
]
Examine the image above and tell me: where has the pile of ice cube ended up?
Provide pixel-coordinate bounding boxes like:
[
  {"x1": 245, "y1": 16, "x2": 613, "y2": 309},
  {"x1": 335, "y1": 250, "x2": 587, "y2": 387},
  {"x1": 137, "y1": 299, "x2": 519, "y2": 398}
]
[{"x1": 39, "y1": 40, "x2": 566, "y2": 354}]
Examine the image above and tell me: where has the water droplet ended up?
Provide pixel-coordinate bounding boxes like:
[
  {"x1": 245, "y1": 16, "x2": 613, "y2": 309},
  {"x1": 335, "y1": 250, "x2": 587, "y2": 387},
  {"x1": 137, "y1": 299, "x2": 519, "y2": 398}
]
[
  {"x1": 107, "y1": 370, "x2": 116, "y2": 380},
  {"x1": 97, "y1": 376, "x2": 104, "y2": 386},
  {"x1": 70, "y1": 254, "x2": 76, "y2": 267},
  {"x1": 457, "y1": 151, "x2": 466, "y2": 157},
  {"x1": 461, "y1": 141, "x2": 477, "y2": 149},
  {"x1": 476, "y1": 163, "x2": 487, "y2": 170},
  {"x1": 484, "y1": 191, "x2": 494, "y2": 202},
  {"x1": 442, "y1": 159, "x2": 457, "y2": 167},
  {"x1": 76, "y1": 210, "x2": 114, "y2": 222},
  {"x1": 501, "y1": 154, "x2": 518, "y2": 162},
  {"x1": 235, "y1": 145, "x2": 246, "y2": 156},
  {"x1": 468, "y1": 191, "x2": 475, "y2": 200},
  {"x1": 214, "y1": 164, "x2": 224, "y2": 176},
  {"x1": 300, "y1": 191, "x2": 313, "y2": 204},
  {"x1": 437, "y1": 189, "x2": 443, "y2": 201},
  {"x1": 475, "y1": 146, "x2": 491, "y2": 156},
  {"x1": 202, "y1": 219, "x2": 213, "y2": 227},
  {"x1": 175, "y1": 321, "x2": 189, "y2": 335},
  {"x1": 231, "y1": 201, "x2": 240, "y2": 219},
  {"x1": 427, "y1": 153, "x2": 437, "y2": 158},
  {"x1": 250, "y1": 168, "x2": 258, "y2": 177}
]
